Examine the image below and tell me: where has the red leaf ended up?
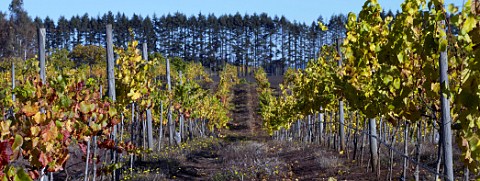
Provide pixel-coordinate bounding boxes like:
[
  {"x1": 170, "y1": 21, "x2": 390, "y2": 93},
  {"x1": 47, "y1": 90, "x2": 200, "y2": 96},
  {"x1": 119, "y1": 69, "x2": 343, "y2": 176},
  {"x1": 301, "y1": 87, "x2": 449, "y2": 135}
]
[
  {"x1": 109, "y1": 118, "x2": 120, "y2": 126},
  {"x1": 97, "y1": 139, "x2": 115, "y2": 150},
  {"x1": 38, "y1": 152, "x2": 48, "y2": 167},
  {"x1": 0, "y1": 141, "x2": 12, "y2": 167},
  {"x1": 61, "y1": 129, "x2": 71, "y2": 145},
  {"x1": 77, "y1": 81, "x2": 85, "y2": 91}
]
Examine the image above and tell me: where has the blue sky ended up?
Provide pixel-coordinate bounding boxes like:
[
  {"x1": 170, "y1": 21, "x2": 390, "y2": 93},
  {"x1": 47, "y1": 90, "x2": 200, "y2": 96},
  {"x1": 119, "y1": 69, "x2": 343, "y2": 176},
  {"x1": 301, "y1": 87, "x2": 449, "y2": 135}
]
[{"x1": 0, "y1": 0, "x2": 462, "y2": 23}]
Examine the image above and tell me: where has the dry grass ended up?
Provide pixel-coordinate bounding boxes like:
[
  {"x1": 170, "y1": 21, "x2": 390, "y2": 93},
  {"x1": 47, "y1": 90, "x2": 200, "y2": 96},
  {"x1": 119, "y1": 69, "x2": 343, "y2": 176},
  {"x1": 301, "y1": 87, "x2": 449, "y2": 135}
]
[
  {"x1": 314, "y1": 149, "x2": 343, "y2": 169},
  {"x1": 213, "y1": 140, "x2": 288, "y2": 180}
]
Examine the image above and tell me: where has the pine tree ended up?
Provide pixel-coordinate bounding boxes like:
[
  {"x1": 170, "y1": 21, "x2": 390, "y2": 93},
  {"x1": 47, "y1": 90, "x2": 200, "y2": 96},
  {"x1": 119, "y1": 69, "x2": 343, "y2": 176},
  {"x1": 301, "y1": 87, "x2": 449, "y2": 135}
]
[{"x1": 8, "y1": 0, "x2": 34, "y2": 58}]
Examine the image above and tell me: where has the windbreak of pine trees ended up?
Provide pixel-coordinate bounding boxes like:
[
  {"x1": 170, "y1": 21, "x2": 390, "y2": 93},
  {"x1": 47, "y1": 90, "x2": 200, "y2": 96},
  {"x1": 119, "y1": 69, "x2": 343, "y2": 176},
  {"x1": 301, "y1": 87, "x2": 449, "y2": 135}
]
[{"x1": 0, "y1": 0, "x2": 397, "y2": 74}]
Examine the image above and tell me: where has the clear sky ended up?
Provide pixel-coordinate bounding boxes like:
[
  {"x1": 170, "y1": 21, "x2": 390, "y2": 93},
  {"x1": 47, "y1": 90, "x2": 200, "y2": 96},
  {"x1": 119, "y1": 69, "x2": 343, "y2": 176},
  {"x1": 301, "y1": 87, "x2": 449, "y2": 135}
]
[{"x1": 0, "y1": 0, "x2": 462, "y2": 23}]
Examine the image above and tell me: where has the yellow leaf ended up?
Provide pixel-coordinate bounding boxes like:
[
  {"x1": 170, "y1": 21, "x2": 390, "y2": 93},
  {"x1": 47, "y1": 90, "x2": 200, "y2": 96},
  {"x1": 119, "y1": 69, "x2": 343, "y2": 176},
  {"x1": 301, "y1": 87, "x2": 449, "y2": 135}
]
[
  {"x1": 42, "y1": 121, "x2": 58, "y2": 142},
  {"x1": 318, "y1": 22, "x2": 328, "y2": 31},
  {"x1": 33, "y1": 112, "x2": 46, "y2": 124},
  {"x1": 22, "y1": 103, "x2": 39, "y2": 117},
  {"x1": 431, "y1": 82, "x2": 440, "y2": 93},
  {"x1": 65, "y1": 120, "x2": 73, "y2": 132},
  {"x1": 1, "y1": 120, "x2": 11, "y2": 137},
  {"x1": 31, "y1": 137, "x2": 39, "y2": 148},
  {"x1": 46, "y1": 143, "x2": 54, "y2": 152},
  {"x1": 127, "y1": 89, "x2": 142, "y2": 100},
  {"x1": 30, "y1": 126, "x2": 41, "y2": 136}
]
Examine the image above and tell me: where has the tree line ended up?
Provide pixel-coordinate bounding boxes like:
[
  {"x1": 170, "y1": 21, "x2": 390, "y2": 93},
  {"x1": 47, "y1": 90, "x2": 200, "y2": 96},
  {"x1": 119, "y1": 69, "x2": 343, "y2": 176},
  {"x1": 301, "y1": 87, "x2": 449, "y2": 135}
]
[{"x1": 0, "y1": 0, "x2": 399, "y2": 74}]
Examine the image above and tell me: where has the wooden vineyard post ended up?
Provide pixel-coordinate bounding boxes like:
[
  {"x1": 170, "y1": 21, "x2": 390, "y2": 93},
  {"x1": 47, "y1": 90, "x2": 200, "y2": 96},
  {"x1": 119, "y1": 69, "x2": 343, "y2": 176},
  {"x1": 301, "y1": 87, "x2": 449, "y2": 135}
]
[
  {"x1": 297, "y1": 120, "x2": 301, "y2": 141},
  {"x1": 439, "y1": 20, "x2": 454, "y2": 181},
  {"x1": 319, "y1": 107, "x2": 324, "y2": 144},
  {"x1": 37, "y1": 27, "x2": 48, "y2": 181},
  {"x1": 314, "y1": 113, "x2": 318, "y2": 143},
  {"x1": 369, "y1": 118, "x2": 378, "y2": 175},
  {"x1": 179, "y1": 71, "x2": 184, "y2": 143},
  {"x1": 166, "y1": 57, "x2": 175, "y2": 145},
  {"x1": 9, "y1": 61, "x2": 15, "y2": 121},
  {"x1": 106, "y1": 24, "x2": 116, "y2": 104},
  {"x1": 146, "y1": 109, "x2": 153, "y2": 148},
  {"x1": 92, "y1": 85, "x2": 103, "y2": 181},
  {"x1": 376, "y1": 117, "x2": 383, "y2": 175},
  {"x1": 38, "y1": 28, "x2": 46, "y2": 84},
  {"x1": 352, "y1": 112, "x2": 357, "y2": 160},
  {"x1": 403, "y1": 122, "x2": 409, "y2": 180},
  {"x1": 130, "y1": 103, "x2": 135, "y2": 175},
  {"x1": 346, "y1": 111, "x2": 352, "y2": 160},
  {"x1": 337, "y1": 38, "x2": 345, "y2": 152},
  {"x1": 85, "y1": 119, "x2": 92, "y2": 181},
  {"x1": 414, "y1": 120, "x2": 421, "y2": 181},
  {"x1": 158, "y1": 101, "x2": 164, "y2": 150},
  {"x1": 11, "y1": 61, "x2": 15, "y2": 102},
  {"x1": 360, "y1": 118, "x2": 367, "y2": 166},
  {"x1": 105, "y1": 24, "x2": 119, "y2": 181},
  {"x1": 307, "y1": 115, "x2": 312, "y2": 143},
  {"x1": 143, "y1": 43, "x2": 154, "y2": 150}
]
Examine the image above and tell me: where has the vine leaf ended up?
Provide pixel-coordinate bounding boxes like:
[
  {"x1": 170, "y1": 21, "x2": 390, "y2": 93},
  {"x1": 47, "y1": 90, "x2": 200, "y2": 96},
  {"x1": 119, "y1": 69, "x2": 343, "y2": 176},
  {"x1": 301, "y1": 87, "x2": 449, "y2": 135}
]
[
  {"x1": 462, "y1": 16, "x2": 477, "y2": 34},
  {"x1": 22, "y1": 103, "x2": 38, "y2": 117},
  {"x1": 11, "y1": 135, "x2": 22, "y2": 151},
  {"x1": 14, "y1": 168, "x2": 32, "y2": 181},
  {"x1": 0, "y1": 141, "x2": 12, "y2": 167}
]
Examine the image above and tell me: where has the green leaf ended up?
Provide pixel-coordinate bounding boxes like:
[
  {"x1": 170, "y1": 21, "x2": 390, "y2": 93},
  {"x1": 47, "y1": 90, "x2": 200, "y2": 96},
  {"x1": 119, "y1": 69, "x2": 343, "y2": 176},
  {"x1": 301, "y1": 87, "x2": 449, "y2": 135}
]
[
  {"x1": 12, "y1": 135, "x2": 23, "y2": 151},
  {"x1": 79, "y1": 101, "x2": 92, "y2": 114},
  {"x1": 447, "y1": 4, "x2": 458, "y2": 13},
  {"x1": 393, "y1": 78, "x2": 401, "y2": 90},
  {"x1": 14, "y1": 168, "x2": 32, "y2": 181},
  {"x1": 397, "y1": 52, "x2": 404, "y2": 63},
  {"x1": 79, "y1": 101, "x2": 88, "y2": 114},
  {"x1": 469, "y1": 136, "x2": 479, "y2": 151},
  {"x1": 439, "y1": 38, "x2": 448, "y2": 52},
  {"x1": 369, "y1": 44, "x2": 376, "y2": 52},
  {"x1": 462, "y1": 16, "x2": 477, "y2": 35},
  {"x1": 108, "y1": 107, "x2": 117, "y2": 117},
  {"x1": 476, "y1": 117, "x2": 480, "y2": 129},
  {"x1": 91, "y1": 123, "x2": 101, "y2": 133},
  {"x1": 59, "y1": 95, "x2": 72, "y2": 108},
  {"x1": 5, "y1": 166, "x2": 15, "y2": 178},
  {"x1": 388, "y1": 104, "x2": 395, "y2": 110},
  {"x1": 383, "y1": 75, "x2": 393, "y2": 85}
]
